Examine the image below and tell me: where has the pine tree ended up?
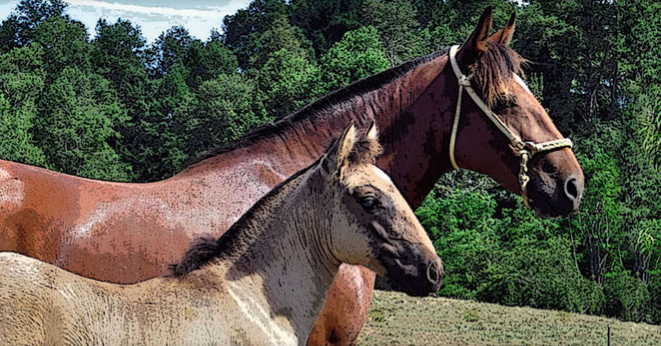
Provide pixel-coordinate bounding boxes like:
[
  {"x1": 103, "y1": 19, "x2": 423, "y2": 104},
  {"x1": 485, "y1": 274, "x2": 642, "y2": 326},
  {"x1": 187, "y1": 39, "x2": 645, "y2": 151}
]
[
  {"x1": 0, "y1": 44, "x2": 47, "y2": 166},
  {"x1": 319, "y1": 26, "x2": 390, "y2": 91}
]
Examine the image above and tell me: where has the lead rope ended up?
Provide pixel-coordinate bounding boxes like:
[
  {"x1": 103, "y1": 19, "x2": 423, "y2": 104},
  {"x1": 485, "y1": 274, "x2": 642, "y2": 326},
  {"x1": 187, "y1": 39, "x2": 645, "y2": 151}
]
[
  {"x1": 518, "y1": 150, "x2": 531, "y2": 208},
  {"x1": 447, "y1": 45, "x2": 573, "y2": 209},
  {"x1": 449, "y1": 74, "x2": 472, "y2": 170}
]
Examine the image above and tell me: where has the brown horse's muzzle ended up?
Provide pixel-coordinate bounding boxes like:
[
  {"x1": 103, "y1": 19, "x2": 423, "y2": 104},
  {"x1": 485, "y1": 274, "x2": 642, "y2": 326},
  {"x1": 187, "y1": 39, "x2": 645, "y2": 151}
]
[{"x1": 527, "y1": 151, "x2": 585, "y2": 217}]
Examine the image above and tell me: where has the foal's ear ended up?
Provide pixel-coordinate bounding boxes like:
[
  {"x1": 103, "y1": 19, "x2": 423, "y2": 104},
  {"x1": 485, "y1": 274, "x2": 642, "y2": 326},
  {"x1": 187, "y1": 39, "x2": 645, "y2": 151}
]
[
  {"x1": 320, "y1": 123, "x2": 357, "y2": 177},
  {"x1": 458, "y1": 6, "x2": 493, "y2": 64},
  {"x1": 489, "y1": 12, "x2": 516, "y2": 46},
  {"x1": 365, "y1": 121, "x2": 378, "y2": 141}
]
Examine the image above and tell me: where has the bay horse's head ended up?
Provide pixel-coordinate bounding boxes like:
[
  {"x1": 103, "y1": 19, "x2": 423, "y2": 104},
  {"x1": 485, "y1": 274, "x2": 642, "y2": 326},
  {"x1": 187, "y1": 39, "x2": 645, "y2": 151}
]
[
  {"x1": 316, "y1": 123, "x2": 443, "y2": 297},
  {"x1": 447, "y1": 7, "x2": 584, "y2": 217}
]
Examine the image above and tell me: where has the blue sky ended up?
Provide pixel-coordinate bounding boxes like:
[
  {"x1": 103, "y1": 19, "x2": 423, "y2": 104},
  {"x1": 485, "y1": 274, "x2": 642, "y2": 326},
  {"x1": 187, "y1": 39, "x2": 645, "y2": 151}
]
[{"x1": 0, "y1": 0, "x2": 253, "y2": 42}]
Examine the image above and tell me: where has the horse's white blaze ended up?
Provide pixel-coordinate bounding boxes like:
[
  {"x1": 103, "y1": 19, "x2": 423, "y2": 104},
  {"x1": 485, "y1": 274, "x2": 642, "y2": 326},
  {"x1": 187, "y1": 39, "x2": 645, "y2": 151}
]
[
  {"x1": 514, "y1": 74, "x2": 532, "y2": 95},
  {"x1": 228, "y1": 282, "x2": 297, "y2": 345}
]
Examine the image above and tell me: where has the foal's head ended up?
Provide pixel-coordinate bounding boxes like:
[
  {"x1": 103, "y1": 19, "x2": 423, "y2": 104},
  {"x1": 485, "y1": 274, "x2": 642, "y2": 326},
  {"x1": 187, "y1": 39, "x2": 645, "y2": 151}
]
[
  {"x1": 447, "y1": 7, "x2": 584, "y2": 217},
  {"x1": 314, "y1": 123, "x2": 443, "y2": 296}
]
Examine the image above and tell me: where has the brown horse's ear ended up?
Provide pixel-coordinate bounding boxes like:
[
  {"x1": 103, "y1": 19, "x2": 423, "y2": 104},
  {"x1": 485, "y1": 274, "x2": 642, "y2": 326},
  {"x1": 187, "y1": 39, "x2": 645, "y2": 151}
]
[
  {"x1": 458, "y1": 6, "x2": 493, "y2": 64},
  {"x1": 320, "y1": 122, "x2": 357, "y2": 177},
  {"x1": 489, "y1": 12, "x2": 516, "y2": 46}
]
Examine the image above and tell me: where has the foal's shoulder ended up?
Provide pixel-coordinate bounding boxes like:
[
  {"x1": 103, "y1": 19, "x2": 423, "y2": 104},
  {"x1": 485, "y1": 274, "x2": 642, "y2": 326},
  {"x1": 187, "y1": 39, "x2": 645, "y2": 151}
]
[
  {"x1": 0, "y1": 251, "x2": 40, "y2": 267},
  {"x1": 0, "y1": 252, "x2": 63, "y2": 284}
]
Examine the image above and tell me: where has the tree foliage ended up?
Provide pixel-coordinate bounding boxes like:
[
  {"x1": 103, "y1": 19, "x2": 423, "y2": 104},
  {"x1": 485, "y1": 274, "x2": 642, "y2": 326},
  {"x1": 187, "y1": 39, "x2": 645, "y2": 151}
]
[{"x1": 319, "y1": 26, "x2": 390, "y2": 92}]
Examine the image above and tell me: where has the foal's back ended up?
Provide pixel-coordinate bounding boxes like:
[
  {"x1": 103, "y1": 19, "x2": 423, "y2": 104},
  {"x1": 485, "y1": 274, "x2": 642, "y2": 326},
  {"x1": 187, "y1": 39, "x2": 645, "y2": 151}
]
[{"x1": 0, "y1": 252, "x2": 255, "y2": 346}]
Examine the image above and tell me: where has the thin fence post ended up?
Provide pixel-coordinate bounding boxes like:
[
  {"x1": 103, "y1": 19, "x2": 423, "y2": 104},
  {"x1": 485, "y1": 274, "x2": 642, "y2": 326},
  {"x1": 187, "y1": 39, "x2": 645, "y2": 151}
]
[{"x1": 607, "y1": 324, "x2": 611, "y2": 346}]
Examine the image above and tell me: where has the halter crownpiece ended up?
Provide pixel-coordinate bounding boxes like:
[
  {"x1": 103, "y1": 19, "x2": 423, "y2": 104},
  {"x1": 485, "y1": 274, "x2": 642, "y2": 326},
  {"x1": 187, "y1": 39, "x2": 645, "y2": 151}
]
[{"x1": 447, "y1": 45, "x2": 573, "y2": 208}]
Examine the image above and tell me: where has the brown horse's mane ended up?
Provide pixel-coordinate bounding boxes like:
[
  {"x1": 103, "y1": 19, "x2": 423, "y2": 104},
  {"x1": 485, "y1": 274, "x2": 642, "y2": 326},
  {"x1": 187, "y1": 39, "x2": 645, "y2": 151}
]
[
  {"x1": 186, "y1": 43, "x2": 524, "y2": 169},
  {"x1": 183, "y1": 48, "x2": 448, "y2": 169},
  {"x1": 471, "y1": 41, "x2": 527, "y2": 107},
  {"x1": 170, "y1": 135, "x2": 382, "y2": 276}
]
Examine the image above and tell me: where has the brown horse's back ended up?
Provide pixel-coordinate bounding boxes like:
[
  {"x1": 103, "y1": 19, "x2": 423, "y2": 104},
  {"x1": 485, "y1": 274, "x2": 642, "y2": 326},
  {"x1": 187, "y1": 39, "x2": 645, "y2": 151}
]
[
  {"x1": 0, "y1": 160, "x2": 81, "y2": 263},
  {"x1": 0, "y1": 154, "x2": 280, "y2": 283}
]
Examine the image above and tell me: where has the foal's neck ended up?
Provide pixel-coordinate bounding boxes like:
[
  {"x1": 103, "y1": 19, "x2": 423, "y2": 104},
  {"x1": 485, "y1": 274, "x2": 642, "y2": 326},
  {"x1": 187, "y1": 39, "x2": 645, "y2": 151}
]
[{"x1": 213, "y1": 172, "x2": 339, "y2": 343}]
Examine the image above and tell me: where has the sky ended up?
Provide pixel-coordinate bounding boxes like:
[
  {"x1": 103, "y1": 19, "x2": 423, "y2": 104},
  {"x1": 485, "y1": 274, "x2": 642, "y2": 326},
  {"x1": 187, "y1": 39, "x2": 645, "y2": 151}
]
[
  {"x1": 0, "y1": 1, "x2": 527, "y2": 43},
  {"x1": 0, "y1": 0, "x2": 253, "y2": 42}
]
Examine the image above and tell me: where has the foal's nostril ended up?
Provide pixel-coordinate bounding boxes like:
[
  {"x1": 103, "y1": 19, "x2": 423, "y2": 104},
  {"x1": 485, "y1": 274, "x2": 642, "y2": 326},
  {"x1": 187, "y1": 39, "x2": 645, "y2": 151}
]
[
  {"x1": 426, "y1": 262, "x2": 442, "y2": 286},
  {"x1": 564, "y1": 177, "x2": 580, "y2": 201}
]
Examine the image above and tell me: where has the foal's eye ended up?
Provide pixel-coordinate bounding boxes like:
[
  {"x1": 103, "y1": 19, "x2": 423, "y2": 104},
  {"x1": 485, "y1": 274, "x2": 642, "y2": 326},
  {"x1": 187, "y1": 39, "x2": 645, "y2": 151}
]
[{"x1": 359, "y1": 196, "x2": 380, "y2": 213}]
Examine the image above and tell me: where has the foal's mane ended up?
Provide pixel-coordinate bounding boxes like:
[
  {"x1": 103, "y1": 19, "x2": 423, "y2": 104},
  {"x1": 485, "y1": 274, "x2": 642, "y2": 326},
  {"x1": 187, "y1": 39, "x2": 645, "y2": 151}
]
[
  {"x1": 170, "y1": 135, "x2": 382, "y2": 276},
  {"x1": 169, "y1": 163, "x2": 310, "y2": 277}
]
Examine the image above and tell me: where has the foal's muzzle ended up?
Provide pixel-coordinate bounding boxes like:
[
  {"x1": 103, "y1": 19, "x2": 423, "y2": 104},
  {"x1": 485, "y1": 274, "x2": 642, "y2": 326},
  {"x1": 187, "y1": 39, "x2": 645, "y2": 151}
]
[{"x1": 380, "y1": 243, "x2": 444, "y2": 297}]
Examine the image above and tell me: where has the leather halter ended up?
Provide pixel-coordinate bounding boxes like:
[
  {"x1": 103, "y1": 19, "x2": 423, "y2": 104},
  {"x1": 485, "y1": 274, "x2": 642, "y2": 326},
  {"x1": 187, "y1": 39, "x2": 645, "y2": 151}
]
[{"x1": 447, "y1": 45, "x2": 573, "y2": 208}]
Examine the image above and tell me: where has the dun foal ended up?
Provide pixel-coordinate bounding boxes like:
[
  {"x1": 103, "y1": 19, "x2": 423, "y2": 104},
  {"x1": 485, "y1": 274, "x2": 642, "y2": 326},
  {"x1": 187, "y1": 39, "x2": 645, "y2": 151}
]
[{"x1": 0, "y1": 123, "x2": 443, "y2": 346}]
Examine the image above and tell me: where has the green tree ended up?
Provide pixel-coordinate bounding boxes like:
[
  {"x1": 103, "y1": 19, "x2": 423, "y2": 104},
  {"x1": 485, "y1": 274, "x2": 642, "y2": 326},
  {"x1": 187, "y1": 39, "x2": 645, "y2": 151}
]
[
  {"x1": 91, "y1": 18, "x2": 153, "y2": 181},
  {"x1": 5, "y1": 0, "x2": 68, "y2": 47},
  {"x1": 150, "y1": 26, "x2": 195, "y2": 78},
  {"x1": 0, "y1": 44, "x2": 47, "y2": 166},
  {"x1": 245, "y1": 15, "x2": 314, "y2": 70},
  {"x1": 139, "y1": 63, "x2": 197, "y2": 180},
  {"x1": 0, "y1": 15, "x2": 20, "y2": 54},
  {"x1": 289, "y1": 0, "x2": 367, "y2": 53},
  {"x1": 221, "y1": 0, "x2": 288, "y2": 69},
  {"x1": 189, "y1": 73, "x2": 269, "y2": 158},
  {"x1": 34, "y1": 16, "x2": 91, "y2": 75},
  {"x1": 319, "y1": 26, "x2": 390, "y2": 92},
  {"x1": 258, "y1": 48, "x2": 321, "y2": 119},
  {"x1": 616, "y1": 1, "x2": 661, "y2": 169},
  {"x1": 184, "y1": 39, "x2": 238, "y2": 89},
  {"x1": 362, "y1": 0, "x2": 420, "y2": 66},
  {"x1": 91, "y1": 18, "x2": 148, "y2": 95},
  {"x1": 35, "y1": 67, "x2": 131, "y2": 180}
]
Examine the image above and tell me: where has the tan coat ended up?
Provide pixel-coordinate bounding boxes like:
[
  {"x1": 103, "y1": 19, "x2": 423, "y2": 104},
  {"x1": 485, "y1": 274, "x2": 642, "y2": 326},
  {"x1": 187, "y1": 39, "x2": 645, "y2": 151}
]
[{"x1": 0, "y1": 124, "x2": 443, "y2": 346}]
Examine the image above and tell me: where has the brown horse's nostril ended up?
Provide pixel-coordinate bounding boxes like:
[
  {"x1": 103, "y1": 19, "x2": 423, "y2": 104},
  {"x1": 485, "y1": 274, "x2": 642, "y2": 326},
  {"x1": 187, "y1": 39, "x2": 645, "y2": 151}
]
[{"x1": 565, "y1": 177, "x2": 580, "y2": 201}]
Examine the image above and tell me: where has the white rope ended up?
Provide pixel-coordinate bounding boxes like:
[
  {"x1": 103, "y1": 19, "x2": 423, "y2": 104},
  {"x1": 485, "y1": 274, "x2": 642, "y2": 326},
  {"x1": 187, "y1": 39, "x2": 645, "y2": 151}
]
[{"x1": 449, "y1": 83, "x2": 463, "y2": 170}]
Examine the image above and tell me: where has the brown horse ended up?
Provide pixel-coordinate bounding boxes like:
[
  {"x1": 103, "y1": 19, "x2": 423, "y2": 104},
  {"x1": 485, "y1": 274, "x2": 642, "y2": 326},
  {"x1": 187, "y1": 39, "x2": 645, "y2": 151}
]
[
  {"x1": 0, "y1": 123, "x2": 443, "y2": 345},
  {"x1": 0, "y1": 7, "x2": 582, "y2": 346}
]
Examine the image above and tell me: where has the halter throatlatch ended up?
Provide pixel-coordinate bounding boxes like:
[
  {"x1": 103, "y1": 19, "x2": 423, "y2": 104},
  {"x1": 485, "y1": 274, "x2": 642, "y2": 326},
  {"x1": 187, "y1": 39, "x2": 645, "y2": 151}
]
[{"x1": 448, "y1": 45, "x2": 573, "y2": 208}]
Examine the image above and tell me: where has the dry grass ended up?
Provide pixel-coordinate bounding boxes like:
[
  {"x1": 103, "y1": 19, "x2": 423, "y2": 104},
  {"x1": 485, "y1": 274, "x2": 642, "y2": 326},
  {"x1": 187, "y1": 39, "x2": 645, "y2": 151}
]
[{"x1": 357, "y1": 290, "x2": 661, "y2": 346}]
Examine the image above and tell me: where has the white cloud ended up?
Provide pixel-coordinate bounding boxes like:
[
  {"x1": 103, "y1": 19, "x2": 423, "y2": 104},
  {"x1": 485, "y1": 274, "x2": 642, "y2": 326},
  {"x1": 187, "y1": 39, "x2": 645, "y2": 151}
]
[
  {"x1": 65, "y1": 0, "x2": 250, "y2": 41},
  {"x1": 66, "y1": 0, "x2": 240, "y2": 20},
  {"x1": 0, "y1": 0, "x2": 250, "y2": 42}
]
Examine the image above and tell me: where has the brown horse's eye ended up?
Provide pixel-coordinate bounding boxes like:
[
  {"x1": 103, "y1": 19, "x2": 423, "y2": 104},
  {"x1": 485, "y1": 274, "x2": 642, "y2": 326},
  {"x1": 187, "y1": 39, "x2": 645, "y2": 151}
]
[{"x1": 359, "y1": 196, "x2": 380, "y2": 213}]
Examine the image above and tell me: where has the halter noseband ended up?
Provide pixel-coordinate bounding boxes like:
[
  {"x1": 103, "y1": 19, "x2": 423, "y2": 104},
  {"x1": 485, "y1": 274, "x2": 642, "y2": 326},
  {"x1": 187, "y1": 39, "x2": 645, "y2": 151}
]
[{"x1": 448, "y1": 45, "x2": 573, "y2": 208}]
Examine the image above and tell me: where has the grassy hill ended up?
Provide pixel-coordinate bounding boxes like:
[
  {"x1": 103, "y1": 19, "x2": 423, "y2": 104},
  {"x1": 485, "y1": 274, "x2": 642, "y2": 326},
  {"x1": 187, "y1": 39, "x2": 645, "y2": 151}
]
[{"x1": 357, "y1": 290, "x2": 661, "y2": 346}]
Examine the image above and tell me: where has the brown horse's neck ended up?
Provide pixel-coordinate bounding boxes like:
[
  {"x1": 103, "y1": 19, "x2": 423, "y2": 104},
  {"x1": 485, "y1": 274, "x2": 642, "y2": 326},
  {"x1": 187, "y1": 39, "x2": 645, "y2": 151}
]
[
  {"x1": 182, "y1": 50, "x2": 457, "y2": 208},
  {"x1": 376, "y1": 55, "x2": 456, "y2": 207}
]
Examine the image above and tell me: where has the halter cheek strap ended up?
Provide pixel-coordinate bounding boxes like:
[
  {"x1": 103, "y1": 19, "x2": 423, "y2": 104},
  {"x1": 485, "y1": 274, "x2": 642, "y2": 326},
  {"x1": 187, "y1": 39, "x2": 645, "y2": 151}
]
[{"x1": 448, "y1": 45, "x2": 573, "y2": 208}]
